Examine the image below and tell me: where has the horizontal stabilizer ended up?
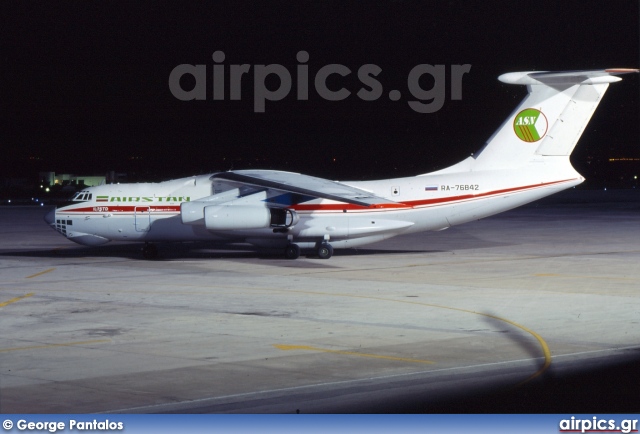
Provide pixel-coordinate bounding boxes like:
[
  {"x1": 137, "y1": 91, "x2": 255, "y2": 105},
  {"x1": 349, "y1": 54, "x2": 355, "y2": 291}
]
[
  {"x1": 211, "y1": 170, "x2": 398, "y2": 207},
  {"x1": 499, "y1": 69, "x2": 639, "y2": 86}
]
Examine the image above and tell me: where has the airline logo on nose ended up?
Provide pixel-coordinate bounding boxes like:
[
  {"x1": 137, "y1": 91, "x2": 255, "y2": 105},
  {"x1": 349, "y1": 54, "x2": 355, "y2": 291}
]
[{"x1": 513, "y1": 108, "x2": 548, "y2": 142}]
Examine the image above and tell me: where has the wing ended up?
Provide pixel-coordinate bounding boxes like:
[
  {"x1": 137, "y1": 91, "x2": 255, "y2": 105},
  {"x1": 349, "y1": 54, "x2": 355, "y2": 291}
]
[{"x1": 210, "y1": 170, "x2": 397, "y2": 207}]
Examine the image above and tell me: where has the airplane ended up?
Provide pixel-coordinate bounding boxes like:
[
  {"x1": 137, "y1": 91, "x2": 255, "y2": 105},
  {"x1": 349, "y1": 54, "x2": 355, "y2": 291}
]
[{"x1": 45, "y1": 68, "x2": 638, "y2": 260}]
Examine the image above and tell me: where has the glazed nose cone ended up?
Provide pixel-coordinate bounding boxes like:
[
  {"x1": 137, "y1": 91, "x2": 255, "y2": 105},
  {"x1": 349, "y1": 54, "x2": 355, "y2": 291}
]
[{"x1": 44, "y1": 208, "x2": 56, "y2": 225}]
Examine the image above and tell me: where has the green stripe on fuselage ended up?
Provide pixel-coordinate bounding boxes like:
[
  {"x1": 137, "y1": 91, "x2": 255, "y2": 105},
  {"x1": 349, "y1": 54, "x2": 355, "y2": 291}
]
[{"x1": 107, "y1": 196, "x2": 191, "y2": 202}]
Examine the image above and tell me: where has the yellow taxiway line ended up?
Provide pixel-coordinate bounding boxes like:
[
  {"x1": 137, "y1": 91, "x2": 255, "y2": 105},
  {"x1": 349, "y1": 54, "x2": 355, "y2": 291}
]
[
  {"x1": 25, "y1": 268, "x2": 56, "y2": 279},
  {"x1": 0, "y1": 293, "x2": 34, "y2": 307}
]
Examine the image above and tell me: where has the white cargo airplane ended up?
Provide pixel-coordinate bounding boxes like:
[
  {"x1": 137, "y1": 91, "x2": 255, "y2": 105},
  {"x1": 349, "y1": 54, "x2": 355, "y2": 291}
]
[{"x1": 45, "y1": 69, "x2": 638, "y2": 259}]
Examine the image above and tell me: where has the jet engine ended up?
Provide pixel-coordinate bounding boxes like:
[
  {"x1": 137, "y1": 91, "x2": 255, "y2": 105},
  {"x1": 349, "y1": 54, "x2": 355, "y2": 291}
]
[{"x1": 181, "y1": 202, "x2": 298, "y2": 231}]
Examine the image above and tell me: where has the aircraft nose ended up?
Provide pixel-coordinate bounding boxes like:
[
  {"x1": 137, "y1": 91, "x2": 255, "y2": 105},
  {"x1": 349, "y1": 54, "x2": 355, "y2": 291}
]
[{"x1": 44, "y1": 208, "x2": 56, "y2": 225}]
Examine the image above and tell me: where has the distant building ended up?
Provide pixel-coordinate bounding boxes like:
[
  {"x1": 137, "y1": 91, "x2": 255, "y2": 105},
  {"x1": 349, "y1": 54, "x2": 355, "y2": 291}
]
[{"x1": 39, "y1": 172, "x2": 106, "y2": 187}]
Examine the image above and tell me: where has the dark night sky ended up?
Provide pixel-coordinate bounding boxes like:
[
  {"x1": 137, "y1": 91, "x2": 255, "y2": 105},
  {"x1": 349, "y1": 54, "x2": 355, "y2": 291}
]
[{"x1": 3, "y1": 0, "x2": 640, "y2": 184}]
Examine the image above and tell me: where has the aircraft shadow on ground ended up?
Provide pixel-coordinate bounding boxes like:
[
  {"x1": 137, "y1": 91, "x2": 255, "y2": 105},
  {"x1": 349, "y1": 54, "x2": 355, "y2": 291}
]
[{"x1": 0, "y1": 242, "x2": 443, "y2": 262}]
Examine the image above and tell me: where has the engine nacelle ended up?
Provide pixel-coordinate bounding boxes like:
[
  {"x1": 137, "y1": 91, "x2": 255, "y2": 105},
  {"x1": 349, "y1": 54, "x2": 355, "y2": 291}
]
[
  {"x1": 205, "y1": 205, "x2": 270, "y2": 230},
  {"x1": 203, "y1": 205, "x2": 298, "y2": 231},
  {"x1": 180, "y1": 189, "x2": 241, "y2": 225}
]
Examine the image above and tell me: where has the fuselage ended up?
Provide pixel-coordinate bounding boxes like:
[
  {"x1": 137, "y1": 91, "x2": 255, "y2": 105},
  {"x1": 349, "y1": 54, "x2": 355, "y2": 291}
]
[{"x1": 46, "y1": 161, "x2": 583, "y2": 250}]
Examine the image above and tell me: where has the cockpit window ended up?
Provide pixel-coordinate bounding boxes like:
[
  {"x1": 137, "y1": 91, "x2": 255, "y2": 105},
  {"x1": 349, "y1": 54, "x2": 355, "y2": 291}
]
[{"x1": 72, "y1": 191, "x2": 92, "y2": 202}]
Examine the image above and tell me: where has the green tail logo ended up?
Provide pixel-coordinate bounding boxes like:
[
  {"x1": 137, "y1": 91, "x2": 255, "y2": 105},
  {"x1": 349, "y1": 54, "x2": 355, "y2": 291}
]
[{"x1": 513, "y1": 108, "x2": 548, "y2": 142}]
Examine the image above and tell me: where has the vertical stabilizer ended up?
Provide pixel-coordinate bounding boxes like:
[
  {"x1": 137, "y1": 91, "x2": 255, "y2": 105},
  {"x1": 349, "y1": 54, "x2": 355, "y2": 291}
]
[{"x1": 471, "y1": 69, "x2": 638, "y2": 171}]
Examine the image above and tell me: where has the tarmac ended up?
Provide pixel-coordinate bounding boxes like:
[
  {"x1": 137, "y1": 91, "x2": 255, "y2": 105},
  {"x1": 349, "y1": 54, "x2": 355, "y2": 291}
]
[{"x1": 1, "y1": 189, "x2": 639, "y2": 413}]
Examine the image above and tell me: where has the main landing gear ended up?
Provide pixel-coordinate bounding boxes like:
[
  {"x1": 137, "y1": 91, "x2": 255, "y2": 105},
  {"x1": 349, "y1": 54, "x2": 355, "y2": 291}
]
[
  {"x1": 316, "y1": 242, "x2": 333, "y2": 260},
  {"x1": 142, "y1": 242, "x2": 158, "y2": 260},
  {"x1": 283, "y1": 242, "x2": 334, "y2": 260},
  {"x1": 284, "y1": 243, "x2": 301, "y2": 260}
]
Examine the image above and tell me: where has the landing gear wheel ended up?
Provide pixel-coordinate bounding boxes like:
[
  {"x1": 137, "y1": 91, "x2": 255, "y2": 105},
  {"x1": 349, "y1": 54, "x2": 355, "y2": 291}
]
[
  {"x1": 142, "y1": 243, "x2": 158, "y2": 260},
  {"x1": 317, "y1": 243, "x2": 333, "y2": 260},
  {"x1": 284, "y1": 243, "x2": 301, "y2": 260}
]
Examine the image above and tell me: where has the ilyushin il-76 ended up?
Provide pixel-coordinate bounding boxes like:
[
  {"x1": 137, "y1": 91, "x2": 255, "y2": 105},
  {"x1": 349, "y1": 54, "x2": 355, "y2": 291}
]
[{"x1": 45, "y1": 69, "x2": 638, "y2": 259}]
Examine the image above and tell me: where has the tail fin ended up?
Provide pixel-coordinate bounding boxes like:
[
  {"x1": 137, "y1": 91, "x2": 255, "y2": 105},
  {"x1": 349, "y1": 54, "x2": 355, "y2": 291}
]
[{"x1": 471, "y1": 68, "x2": 638, "y2": 171}]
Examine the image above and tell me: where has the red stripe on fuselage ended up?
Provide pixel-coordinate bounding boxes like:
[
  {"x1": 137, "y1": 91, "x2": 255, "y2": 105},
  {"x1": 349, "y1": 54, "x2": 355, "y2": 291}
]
[
  {"x1": 408, "y1": 178, "x2": 576, "y2": 207},
  {"x1": 291, "y1": 178, "x2": 578, "y2": 212},
  {"x1": 61, "y1": 206, "x2": 181, "y2": 213}
]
